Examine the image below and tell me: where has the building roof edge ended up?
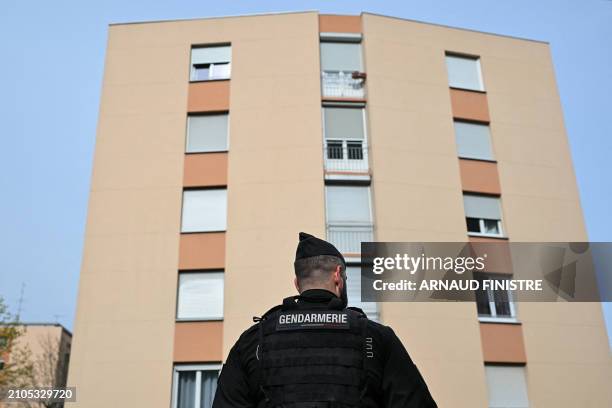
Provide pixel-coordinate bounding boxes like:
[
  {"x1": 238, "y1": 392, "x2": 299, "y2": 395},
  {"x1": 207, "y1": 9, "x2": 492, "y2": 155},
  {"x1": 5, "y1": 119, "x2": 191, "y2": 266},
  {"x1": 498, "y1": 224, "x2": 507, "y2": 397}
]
[{"x1": 360, "y1": 11, "x2": 549, "y2": 45}]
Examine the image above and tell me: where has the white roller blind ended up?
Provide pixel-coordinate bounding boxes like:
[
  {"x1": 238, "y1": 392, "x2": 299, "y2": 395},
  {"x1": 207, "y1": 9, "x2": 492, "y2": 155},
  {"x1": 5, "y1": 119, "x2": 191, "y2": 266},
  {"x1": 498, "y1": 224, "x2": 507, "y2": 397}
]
[
  {"x1": 463, "y1": 194, "x2": 501, "y2": 220},
  {"x1": 186, "y1": 114, "x2": 229, "y2": 153},
  {"x1": 181, "y1": 189, "x2": 227, "y2": 232},
  {"x1": 346, "y1": 267, "x2": 378, "y2": 320},
  {"x1": 320, "y1": 42, "x2": 362, "y2": 72},
  {"x1": 324, "y1": 107, "x2": 364, "y2": 140},
  {"x1": 446, "y1": 55, "x2": 483, "y2": 91},
  {"x1": 326, "y1": 186, "x2": 371, "y2": 224},
  {"x1": 191, "y1": 46, "x2": 231, "y2": 65},
  {"x1": 454, "y1": 121, "x2": 493, "y2": 160},
  {"x1": 485, "y1": 365, "x2": 529, "y2": 408},
  {"x1": 177, "y1": 273, "x2": 224, "y2": 320}
]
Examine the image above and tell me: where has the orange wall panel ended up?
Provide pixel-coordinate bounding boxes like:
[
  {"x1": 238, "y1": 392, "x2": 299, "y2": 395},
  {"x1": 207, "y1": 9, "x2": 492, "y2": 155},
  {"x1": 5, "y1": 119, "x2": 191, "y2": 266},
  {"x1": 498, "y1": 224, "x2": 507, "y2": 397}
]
[
  {"x1": 480, "y1": 323, "x2": 527, "y2": 363},
  {"x1": 184, "y1": 153, "x2": 228, "y2": 187},
  {"x1": 179, "y1": 232, "x2": 225, "y2": 270},
  {"x1": 319, "y1": 15, "x2": 362, "y2": 33},
  {"x1": 174, "y1": 321, "x2": 223, "y2": 362},
  {"x1": 459, "y1": 159, "x2": 501, "y2": 195},
  {"x1": 468, "y1": 236, "x2": 513, "y2": 274},
  {"x1": 188, "y1": 81, "x2": 230, "y2": 112},
  {"x1": 450, "y1": 89, "x2": 490, "y2": 122}
]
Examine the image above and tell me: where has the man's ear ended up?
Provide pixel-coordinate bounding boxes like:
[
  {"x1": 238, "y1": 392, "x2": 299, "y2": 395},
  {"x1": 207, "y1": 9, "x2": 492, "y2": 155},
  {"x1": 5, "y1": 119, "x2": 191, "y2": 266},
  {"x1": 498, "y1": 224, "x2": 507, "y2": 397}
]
[
  {"x1": 333, "y1": 265, "x2": 342, "y2": 285},
  {"x1": 294, "y1": 276, "x2": 300, "y2": 293}
]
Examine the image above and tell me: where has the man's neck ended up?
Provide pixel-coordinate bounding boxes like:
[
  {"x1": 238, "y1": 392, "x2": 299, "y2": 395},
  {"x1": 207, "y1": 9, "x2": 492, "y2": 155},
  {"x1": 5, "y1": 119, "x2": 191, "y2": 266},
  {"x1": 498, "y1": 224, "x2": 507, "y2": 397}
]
[{"x1": 299, "y1": 288, "x2": 338, "y2": 297}]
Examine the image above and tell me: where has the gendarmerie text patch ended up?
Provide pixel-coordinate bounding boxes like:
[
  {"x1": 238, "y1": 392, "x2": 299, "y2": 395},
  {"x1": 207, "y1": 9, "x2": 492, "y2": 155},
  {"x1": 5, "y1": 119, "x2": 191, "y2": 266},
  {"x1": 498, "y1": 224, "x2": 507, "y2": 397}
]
[{"x1": 276, "y1": 311, "x2": 350, "y2": 331}]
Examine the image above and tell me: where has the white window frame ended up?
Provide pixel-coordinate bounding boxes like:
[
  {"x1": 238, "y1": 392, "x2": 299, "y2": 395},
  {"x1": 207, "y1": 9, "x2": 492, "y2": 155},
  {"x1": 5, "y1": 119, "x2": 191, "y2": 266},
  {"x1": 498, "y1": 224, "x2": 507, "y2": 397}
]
[
  {"x1": 322, "y1": 104, "x2": 368, "y2": 165},
  {"x1": 171, "y1": 364, "x2": 221, "y2": 408},
  {"x1": 467, "y1": 218, "x2": 504, "y2": 238},
  {"x1": 445, "y1": 53, "x2": 485, "y2": 92},
  {"x1": 190, "y1": 45, "x2": 232, "y2": 82},
  {"x1": 191, "y1": 62, "x2": 232, "y2": 82},
  {"x1": 476, "y1": 273, "x2": 518, "y2": 323},
  {"x1": 464, "y1": 194, "x2": 505, "y2": 239},
  {"x1": 176, "y1": 271, "x2": 224, "y2": 322}
]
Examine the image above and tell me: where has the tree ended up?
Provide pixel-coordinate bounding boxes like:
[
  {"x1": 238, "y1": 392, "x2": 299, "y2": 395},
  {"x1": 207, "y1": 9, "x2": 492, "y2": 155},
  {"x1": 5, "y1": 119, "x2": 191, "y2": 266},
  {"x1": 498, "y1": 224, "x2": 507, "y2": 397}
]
[
  {"x1": 29, "y1": 332, "x2": 69, "y2": 408},
  {"x1": 0, "y1": 295, "x2": 35, "y2": 400}
]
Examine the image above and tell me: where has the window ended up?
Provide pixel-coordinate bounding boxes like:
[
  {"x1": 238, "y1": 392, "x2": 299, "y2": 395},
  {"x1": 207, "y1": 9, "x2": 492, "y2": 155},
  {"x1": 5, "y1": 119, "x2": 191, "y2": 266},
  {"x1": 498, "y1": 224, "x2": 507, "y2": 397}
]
[
  {"x1": 190, "y1": 45, "x2": 231, "y2": 81},
  {"x1": 463, "y1": 194, "x2": 503, "y2": 237},
  {"x1": 177, "y1": 272, "x2": 224, "y2": 320},
  {"x1": 320, "y1": 40, "x2": 365, "y2": 98},
  {"x1": 454, "y1": 121, "x2": 494, "y2": 161},
  {"x1": 324, "y1": 107, "x2": 365, "y2": 141},
  {"x1": 0, "y1": 359, "x2": 4, "y2": 370},
  {"x1": 186, "y1": 114, "x2": 229, "y2": 153},
  {"x1": 172, "y1": 365, "x2": 220, "y2": 408},
  {"x1": 0, "y1": 336, "x2": 7, "y2": 349},
  {"x1": 181, "y1": 189, "x2": 227, "y2": 233},
  {"x1": 445, "y1": 54, "x2": 484, "y2": 91},
  {"x1": 323, "y1": 107, "x2": 366, "y2": 165},
  {"x1": 326, "y1": 186, "x2": 372, "y2": 225},
  {"x1": 320, "y1": 42, "x2": 362, "y2": 72},
  {"x1": 346, "y1": 266, "x2": 378, "y2": 321},
  {"x1": 485, "y1": 365, "x2": 529, "y2": 408},
  {"x1": 325, "y1": 186, "x2": 373, "y2": 254},
  {"x1": 474, "y1": 272, "x2": 516, "y2": 321}
]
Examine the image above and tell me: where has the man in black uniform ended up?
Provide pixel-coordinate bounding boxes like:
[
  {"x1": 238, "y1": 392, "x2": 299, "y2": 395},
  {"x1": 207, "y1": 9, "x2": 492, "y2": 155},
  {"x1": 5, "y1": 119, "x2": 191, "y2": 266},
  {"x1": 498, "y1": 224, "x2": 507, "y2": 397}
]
[{"x1": 212, "y1": 232, "x2": 437, "y2": 408}]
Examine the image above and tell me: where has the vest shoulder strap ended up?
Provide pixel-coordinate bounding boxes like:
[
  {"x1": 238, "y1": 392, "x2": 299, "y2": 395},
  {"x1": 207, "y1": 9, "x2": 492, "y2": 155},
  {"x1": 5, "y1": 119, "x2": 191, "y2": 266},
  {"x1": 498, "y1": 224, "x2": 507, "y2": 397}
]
[{"x1": 346, "y1": 306, "x2": 367, "y2": 318}]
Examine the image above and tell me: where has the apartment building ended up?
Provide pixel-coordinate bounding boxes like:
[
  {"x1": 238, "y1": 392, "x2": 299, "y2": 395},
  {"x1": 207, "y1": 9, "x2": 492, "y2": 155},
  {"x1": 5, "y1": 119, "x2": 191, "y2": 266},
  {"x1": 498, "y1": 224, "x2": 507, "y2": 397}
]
[
  {"x1": 68, "y1": 12, "x2": 612, "y2": 408},
  {"x1": 0, "y1": 323, "x2": 72, "y2": 407}
]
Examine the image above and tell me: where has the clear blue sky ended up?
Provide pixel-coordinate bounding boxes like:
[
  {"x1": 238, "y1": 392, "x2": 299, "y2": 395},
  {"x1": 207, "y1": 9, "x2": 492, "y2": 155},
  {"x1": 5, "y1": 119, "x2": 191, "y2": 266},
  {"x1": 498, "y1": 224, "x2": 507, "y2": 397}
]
[{"x1": 1, "y1": 0, "x2": 610, "y2": 347}]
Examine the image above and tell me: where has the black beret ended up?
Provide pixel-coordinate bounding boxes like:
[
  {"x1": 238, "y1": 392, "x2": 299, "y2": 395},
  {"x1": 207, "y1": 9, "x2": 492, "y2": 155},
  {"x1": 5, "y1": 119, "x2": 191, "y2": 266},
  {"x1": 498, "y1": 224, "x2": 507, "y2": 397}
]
[{"x1": 295, "y1": 232, "x2": 345, "y2": 265}]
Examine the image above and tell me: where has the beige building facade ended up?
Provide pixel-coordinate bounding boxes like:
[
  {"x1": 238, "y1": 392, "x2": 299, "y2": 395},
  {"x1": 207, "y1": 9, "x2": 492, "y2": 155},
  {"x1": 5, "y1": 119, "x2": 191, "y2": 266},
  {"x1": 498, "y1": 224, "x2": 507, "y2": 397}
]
[{"x1": 68, "y1": 11, "x2": 612, "y2": 408}]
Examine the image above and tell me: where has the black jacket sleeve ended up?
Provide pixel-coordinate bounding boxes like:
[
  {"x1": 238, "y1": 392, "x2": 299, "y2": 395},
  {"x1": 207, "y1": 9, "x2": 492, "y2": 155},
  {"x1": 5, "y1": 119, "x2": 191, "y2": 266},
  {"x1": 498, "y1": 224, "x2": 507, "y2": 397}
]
[
  {"x1": 380, "y1": 327, "x2": 437, "y2": 408},
  {"x1": 212, "y1": 339, "x2": 255, "y2": 408}
]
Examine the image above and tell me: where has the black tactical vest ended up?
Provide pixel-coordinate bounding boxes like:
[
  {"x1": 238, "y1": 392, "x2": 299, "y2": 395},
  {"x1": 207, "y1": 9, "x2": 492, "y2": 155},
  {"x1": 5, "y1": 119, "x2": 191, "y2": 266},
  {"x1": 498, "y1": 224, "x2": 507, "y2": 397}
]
[{"x1": 256, "y1": 296, "x2": 368, "y2": 408}]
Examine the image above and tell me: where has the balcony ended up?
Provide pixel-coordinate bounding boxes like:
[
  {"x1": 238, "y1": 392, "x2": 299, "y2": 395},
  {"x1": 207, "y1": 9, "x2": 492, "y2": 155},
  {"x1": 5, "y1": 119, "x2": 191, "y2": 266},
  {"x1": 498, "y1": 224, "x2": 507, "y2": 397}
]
[
  {"x1": 324, "y1": 140, "x2": 369, "y2": 174},
  {"x1": 327, "y1": 224, "x2": 373, "y2": 255},
  {"x1": 322, "y1": 71, "x2": 366, "y2": 99}
]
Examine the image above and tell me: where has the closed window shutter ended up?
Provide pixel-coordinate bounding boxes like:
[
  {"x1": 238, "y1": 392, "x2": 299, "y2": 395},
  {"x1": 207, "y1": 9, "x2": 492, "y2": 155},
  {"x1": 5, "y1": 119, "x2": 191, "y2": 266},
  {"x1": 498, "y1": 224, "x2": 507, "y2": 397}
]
[
  {"x1": 191, "y1": 46, "x2": 231, "y2": 65},
  {"x1": 320, "y1": 42, "x2": 362, "y2": 72},
  {"x1": 181, "y1": 189, "x2": 227, "y2": 232},
  {"x1": 177, "y1": 273, "x2": 224, "y2": 320},
  {"x1": 324, "y1": 107, "x2": 364, "y2": 140},
  {"x1": 485, "y1": 365, "x2": 529, "y2": 408},
  {"x1": 463, "y1": 194, "x2": 501, "y2": 220},
  {"x1": 454, "y1": 121, "x2": 493, "y2": 160},
  {"x1": 326, "y1": 186, "x2": 371, "y2": 224},
  {"x1": 187, "y1": 115, "x2": 229, "y2": 153},
  {"x1": 446, "y1": 55, "x2": 483, "y2": 91}
]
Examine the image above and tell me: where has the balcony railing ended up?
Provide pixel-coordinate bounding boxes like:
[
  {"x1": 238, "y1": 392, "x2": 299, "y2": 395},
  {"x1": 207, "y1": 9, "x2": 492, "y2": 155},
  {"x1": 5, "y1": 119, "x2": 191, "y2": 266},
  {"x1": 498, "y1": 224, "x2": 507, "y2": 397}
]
[
  {"x1": 322, "y1": 71, "x2": 365, "y2": 98},
  {"x1": 324, "y1": 140, "x2": 369, "y2": 173},
  {"x1": 327, "y1": 224, "x2": 373, "y2": 255}
]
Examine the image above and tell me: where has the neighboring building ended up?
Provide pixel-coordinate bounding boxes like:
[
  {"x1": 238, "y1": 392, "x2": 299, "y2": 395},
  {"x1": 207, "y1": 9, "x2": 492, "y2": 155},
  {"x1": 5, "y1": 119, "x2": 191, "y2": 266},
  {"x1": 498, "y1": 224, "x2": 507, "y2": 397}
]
[
  {"x1": 0, "y1": 323, "x2": 72, "y2": 407},
  {"x1": 68, "y1": 11, "x2": 612, "y2": 408}
]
